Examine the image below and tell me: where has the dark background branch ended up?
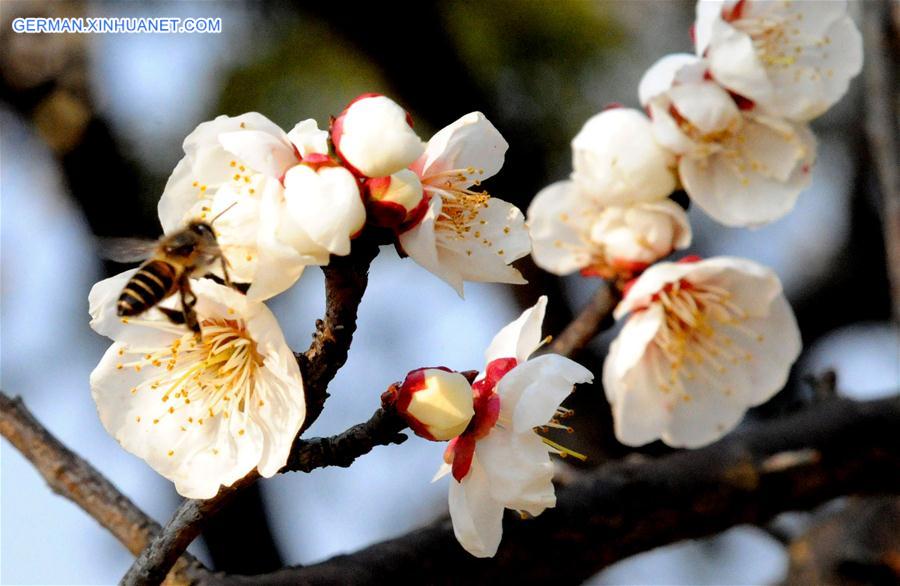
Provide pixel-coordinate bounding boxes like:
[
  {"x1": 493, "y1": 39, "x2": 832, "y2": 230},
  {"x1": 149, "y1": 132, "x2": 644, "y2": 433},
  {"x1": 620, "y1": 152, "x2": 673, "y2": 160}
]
[{"x1": 217, "y1": 396, "x2": 900, "y2": 585}]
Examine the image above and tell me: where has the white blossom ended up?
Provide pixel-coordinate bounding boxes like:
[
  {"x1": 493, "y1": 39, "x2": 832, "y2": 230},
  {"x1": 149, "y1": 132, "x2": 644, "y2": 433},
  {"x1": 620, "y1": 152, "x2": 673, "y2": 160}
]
[
  {"x1": 640, "y1": 54, "x2": 816, "y2": 227},
  {"x1": 528, "y1": 180, "x2": 691, "y2": 278},
  {"x1": 158, "y1": 113, "x2": 320, "y2": 300},
  {"x1": 571, "y1": 108, "x2": 677, "y2": 205},
  {"x1": 399, "y1": 112, "x2": 531, "y2": 296},
  {"x1": 603, "y1": 256, "x2": 801, "y2": 448},
  {"x1": 89, "y1": 273, "x2": 305, "y2": 499},
  {"x1": 435, "y1": 297, "x2": 593, "y2": 557},
  {"x1": 694, "y1": 0, "x2": 863, "y2": 121}
]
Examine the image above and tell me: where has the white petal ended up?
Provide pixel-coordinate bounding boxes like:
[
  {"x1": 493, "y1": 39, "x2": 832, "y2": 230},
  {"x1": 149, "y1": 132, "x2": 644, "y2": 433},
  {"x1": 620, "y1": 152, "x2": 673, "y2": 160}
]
[
  {"x1": 282, "y1": 165, "x2": 365, "y2": 256},
  {"x1": 526, "y1": 180, "x2": 595, "y2": 275},
  {"x1": 571, "y1": 108, "x2": 676, "y2": 205},
  {"x1": 661, "y1": 371, "x2": 751, "y2": 448},
  {"x1": 286, "y1": 118, "x2": 329, "y2": 158},
  {"x1": 413, "y1": 112, "x2": 508, "y2": 185},
  {"x1": 763, "y1": 15, "x2": 863, "y2": 120},
  {"x1": 604, "y1": 341, "x2": 673, "y2": 447},
  {"x1": 647, "y1": 101, "x2": 697, "y2": 155},
  {"x1": 475, "y1": 429, "x2": 555, "y2": 516},
  {"x1": 638, "y1": 53, "x2": 701, "y2": 106},
  {"x1": 435, "y1": 198, "x2": 530, "y2": 288},
  {"x1": 604, "y1": 304, "x2": 665, "y2": 382},
  {"x1": 616, "y1": 256, "x2": 782, "y2": 319},
  {"x1": 398, "y1": 197, "x2": 460, "y2": 292},
  {"x1": 183, "y1": 112, "x2": 287, "y2": 155},
  {"x1": 218, "y1": 129, "x2": 297, "y2": 179},
  {"x1": 668, "y1": 81, "x2": 741, "y2": 135},
  {"x1": 714, "y1": 293, "x2": 801, "y2": 407},
  {"x1": 432, "y1": 461, "x2": 452, "y2": 483},
  {"x1": 485, "y1": 296, "x2": 547, "y2": 364},
  {"x1": 504, "y1": 355, "x2": 593, "y2": 433},
  {"x1": 448, "y1": 459, "x2": 505, "y2": 558},
  {"x1": 679, "y1": 119, "x2": 815, "y2": 227},
  {"x1": 694, "y1": 0, "x2": 726, "y2": 56},
  {"x1": 707, "y1": 21, "x2": 773, "y2": 106},
  {"x1": 246, "y1": 178, "x2": 308, "y2": 300}
]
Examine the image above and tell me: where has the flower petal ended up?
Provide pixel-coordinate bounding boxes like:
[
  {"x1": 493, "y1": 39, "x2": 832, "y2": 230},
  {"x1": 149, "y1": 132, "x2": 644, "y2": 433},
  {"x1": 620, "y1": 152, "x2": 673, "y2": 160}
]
[
  {"x1": 282, "y1": 165, "x2": 366, "y2": 256},
  {"x1": 604, "y1": 340, "x2": 673, "y2": 447},
  {"x1": 526, "y1": 180, "x2": 595, "y2": 275},
  {"x1": 435, "y1": 197, "x2": 530, "y2": 289},
  {"x1": 286, "y1": 118, "x2": 329, "y2": 158},
  {"x1": 218, "y1": 129, "x2": 297, "y2": 180},
  {"x1": 495, "y1": 355, "x2": 593, "y2": 434},
  {"x1": 485, "y1": 296, "x2": 547, "y2": 365},
  {"x1": 448, "y1": 458, "x2": 505, "y2": 558},
  {"x1": 638, "y1": 53, "x2": 701, "y2": 106},
  {"x1": 475, "y1": 428, "x2": 555, "y2": 516},
  {"x1": 398, "y1": 196, "x2": 458, "y2": 290},
  {"x1": 413, "y1": 112, "x2": 508, "y2": 186},
  {"x1": 603, "y1": 303, "x2": 665, "y2": 388},
  {"x1": 616, "y1": 257, "x2": 782, "y2": 319},
  {"x1": 679, "y1": 119, "x2": 815, "y2": 227}
]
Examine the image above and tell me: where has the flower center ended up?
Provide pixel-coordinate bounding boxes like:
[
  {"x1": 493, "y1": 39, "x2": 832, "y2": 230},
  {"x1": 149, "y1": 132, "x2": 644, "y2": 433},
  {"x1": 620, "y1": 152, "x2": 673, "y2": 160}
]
[
  {"x1": 651, "y1": 280, "x2": 763, "y2": 400},
  {"x1": 422, "y1": 167, "x2": 490, "y2": 240},
  {"x1": 116, "y1": 318, "x2": 265, "y2": 427},
  {"x1": 729, "y1": 5, "x2": 836, "y2": 81}
]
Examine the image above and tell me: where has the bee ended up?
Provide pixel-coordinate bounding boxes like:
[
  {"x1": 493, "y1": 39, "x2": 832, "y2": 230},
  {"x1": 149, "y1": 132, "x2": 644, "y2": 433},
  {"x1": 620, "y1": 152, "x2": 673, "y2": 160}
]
[{"x1": 101, "y1": 206, "x2": 235, "y2": 337}]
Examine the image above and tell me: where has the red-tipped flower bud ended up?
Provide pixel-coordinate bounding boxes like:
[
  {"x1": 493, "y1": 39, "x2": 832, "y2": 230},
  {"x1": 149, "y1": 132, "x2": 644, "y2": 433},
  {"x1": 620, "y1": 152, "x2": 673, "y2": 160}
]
[
  {"x1": 394, "y1": 367, "x2": 475, "y2": 441},
  {"x1": 365, "y1": 169, "x2": 426, "y2": 228},
  {"x1": 331, "y1": 94, "x2": 424, "y2": 178}
]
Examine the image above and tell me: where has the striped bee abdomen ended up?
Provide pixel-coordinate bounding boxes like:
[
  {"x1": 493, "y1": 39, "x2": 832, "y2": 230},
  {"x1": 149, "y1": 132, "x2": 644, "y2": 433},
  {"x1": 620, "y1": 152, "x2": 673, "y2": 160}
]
[{"x1": 117, "y1": 260, "x2": 179, "y2": 317}]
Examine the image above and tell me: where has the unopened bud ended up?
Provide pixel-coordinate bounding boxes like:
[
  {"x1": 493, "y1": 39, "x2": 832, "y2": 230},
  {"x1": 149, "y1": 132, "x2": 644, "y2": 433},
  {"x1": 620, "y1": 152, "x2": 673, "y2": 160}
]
[
  {"x1": 394, "y1": 367, "x2": 474, "y2": 441},
  {"x1": 365, "y1": 169, "x2": 426, "y2": 227},
  {"x1": 331, "y1": 94, "x2": 424, "y2": 178}
]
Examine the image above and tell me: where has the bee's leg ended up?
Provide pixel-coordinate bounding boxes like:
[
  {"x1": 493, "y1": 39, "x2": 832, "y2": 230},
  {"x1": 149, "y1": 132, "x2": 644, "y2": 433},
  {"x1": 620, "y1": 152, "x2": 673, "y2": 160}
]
[
  {"x1": 179, "y1": 279, "x2": 201, "y2": 340},
  {"x1": 157, "y1": 307, "x2": 186, "y2": 325},
  {"x1": 220, "y1": 256, "x2": 233, "y2": 288}
]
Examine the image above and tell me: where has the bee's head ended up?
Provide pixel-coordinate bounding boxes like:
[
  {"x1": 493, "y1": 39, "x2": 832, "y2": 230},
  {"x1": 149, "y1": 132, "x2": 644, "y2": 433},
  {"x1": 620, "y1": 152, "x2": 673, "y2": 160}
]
[{"x1": 188, "y1": 221, "x2": 217, "y2": 242}]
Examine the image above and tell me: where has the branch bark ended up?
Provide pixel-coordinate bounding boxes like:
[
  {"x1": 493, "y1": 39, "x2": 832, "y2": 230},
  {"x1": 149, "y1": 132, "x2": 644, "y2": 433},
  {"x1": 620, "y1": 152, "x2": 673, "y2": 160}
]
[
  {"x1": 217, "y1": 396, "x2": 900, "y2": 585},
  {"x1": 121, "y1": 238, "x2": 382, "y2": 586},
  {"x1": 863, "y1": 0, "x2": 900, "y2": 323},
  {"x1": 548, "y1": 283, "x2": 619, "y2": 358},
  {"x1": 0, "y1": 392, "x2": 209, "y2": 586}
]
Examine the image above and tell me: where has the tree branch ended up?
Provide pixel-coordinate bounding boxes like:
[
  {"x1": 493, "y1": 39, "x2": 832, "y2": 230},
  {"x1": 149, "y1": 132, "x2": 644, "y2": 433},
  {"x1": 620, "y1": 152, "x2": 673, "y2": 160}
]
[
  {"x1": 219, "y1": 396, "x2": 900, "y2": 585},
  {"x1": 0, "y1": 392, "x2": 209, "y2": 586},
  {"x1": 122, "y1": 238, "x2": 382, "y2": 586},
  {"x1": 548, "y1": 283, "x2": 619, "y2": 358},
  {"x1": 863, "y1": 0, "x2": 900, "y2": 323}
]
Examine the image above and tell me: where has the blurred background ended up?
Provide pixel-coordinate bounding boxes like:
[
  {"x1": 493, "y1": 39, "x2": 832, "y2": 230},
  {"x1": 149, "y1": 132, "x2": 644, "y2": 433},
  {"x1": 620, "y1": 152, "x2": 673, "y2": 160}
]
[{"x1": 1, "y1": 1, "x2": 897, "y2": 584}]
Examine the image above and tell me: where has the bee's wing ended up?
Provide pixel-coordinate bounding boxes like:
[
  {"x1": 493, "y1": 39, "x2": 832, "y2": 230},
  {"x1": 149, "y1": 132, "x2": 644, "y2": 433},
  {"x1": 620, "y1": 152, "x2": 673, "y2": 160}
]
[{"x1": 97, "y1": 237, "x2": 159, "y2": 263}]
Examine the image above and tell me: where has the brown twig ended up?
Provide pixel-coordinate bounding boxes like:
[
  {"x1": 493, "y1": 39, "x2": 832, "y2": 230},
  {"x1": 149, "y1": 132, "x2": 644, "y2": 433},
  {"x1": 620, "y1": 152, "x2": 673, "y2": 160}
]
[
  {"x1": 548, "y1": 283, "x2": 619, "y2": 358},
  {"x1": 863, "y1": 0, "x2": 900, "y2": 323},
  {"x1": 122, "y1": 238, "x2": 382, "y2": 586},
  {"x1": 0, "y1": 392, "x2": 209, "y2": 586},
  {"x1": 218, "y1": 396, "x2": 900, "y2": 585}
]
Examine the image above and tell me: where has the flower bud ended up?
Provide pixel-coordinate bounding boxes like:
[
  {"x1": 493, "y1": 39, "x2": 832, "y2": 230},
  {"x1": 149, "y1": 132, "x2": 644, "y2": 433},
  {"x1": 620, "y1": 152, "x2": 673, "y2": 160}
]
[
  {"x1": 588, "y1": 200, "x2": 691, "y2": 276},
  {"x1": 571, "y1": 108, "x2": 676, "y2": 205},
  {"x1": 331, "y1": 94, "x2": 424, "y2": 178},
  {"x1": 394, "y1": 367, "x2": 475, "y2": 441},
  {"x1": 365, "y1": 169, "x2": 426, "y2": 227}
]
